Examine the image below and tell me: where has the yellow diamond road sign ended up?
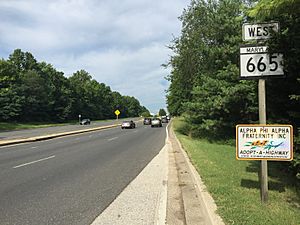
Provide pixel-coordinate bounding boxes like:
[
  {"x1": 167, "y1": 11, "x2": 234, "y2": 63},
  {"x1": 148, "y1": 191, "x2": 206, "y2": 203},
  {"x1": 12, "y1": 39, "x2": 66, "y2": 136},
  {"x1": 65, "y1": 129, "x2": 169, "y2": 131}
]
[{"x1": 114, "y1": 110, "x2": 120, "y2": 116}]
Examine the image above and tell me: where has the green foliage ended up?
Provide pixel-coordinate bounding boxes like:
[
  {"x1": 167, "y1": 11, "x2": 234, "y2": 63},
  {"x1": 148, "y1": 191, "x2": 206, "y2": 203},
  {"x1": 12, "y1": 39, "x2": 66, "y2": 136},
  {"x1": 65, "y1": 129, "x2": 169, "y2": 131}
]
[
  {"x1": 292, "y1": 131, "x2": 300, "y2": 184},
  {"x1": 0, "y1": 59, "x2": 22, "y2": 120},
  {"x1": 158, "y1": 108, "x2": 167, "y2": 116},
  {"x1": 141, "y1": 112, "x2": 151, "y2": 117},
  {"x1": 248, "y1": 0, "x2": 300, "y2": 19},
  {"x1": 167, "y1": 0, "x2": 257, "y2": 138},
  {"x1": 140, "y1": 106, "x2": 151, "y2": 117},
  {"x1": 0, "y1": 49, "x2": 148, "y2": 122}
]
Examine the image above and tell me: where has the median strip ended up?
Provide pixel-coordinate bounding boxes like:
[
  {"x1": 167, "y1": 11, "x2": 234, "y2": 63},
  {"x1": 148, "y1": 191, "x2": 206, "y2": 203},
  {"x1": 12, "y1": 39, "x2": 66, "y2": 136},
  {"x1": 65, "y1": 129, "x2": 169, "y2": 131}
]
[
  {"x1": 0, "y1": 119, "x2": 143, "y2": 147},
  {"x1": 0, "y1": 123, "x2": 122, "y2": 147}
]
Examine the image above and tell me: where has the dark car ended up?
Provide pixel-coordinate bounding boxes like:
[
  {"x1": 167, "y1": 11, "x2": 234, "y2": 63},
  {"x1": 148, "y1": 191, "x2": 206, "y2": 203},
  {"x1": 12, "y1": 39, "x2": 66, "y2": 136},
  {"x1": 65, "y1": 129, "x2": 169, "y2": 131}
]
[
  {"x1": 143, "y1": 118, "x2": 152, "y2": 125},
  {"x1": 80, "y1": 119, "x2": 91, "y2": 125},
  {"x1": 121, "y1": 120, "x2": 136, "y2": 129},
  {"x1": 151, "y1": 118, "x2": 162, "y2": 127}
]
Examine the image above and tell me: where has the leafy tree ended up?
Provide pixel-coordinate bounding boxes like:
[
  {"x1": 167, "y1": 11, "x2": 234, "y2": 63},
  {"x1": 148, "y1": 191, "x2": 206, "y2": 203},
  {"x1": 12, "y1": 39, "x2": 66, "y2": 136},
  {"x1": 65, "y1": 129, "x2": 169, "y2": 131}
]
[
  {"x1": 159, "y1": 108, "x2": 167, "y2": 116},
  {"x1": 123, "y1": 96, "x2": 143, "y2": 117},
  {"x1": 37, "y1": 62, "x2": 72, "y2": 121},
  {"x1": 140, "y1": 106, "x2": 151, "y2": 117},
  {"x1": 8, "y1": 49, "x2": 38, "y2": 73},
  {"x1": 18, "y1": 70, "x2": 49, "y2": 121},
  {"x1": 68, "y1": 70, "x2": 95, "y2": 119},
  {"x1": 0, "y1": 59, "x2": 22, "y2": 120},
  {"x1": 0, "y1": 49, "x2": 149, "y2": 123},
  {"x1": 167, "y1": 0, "x2": 257, "y2": 138}
]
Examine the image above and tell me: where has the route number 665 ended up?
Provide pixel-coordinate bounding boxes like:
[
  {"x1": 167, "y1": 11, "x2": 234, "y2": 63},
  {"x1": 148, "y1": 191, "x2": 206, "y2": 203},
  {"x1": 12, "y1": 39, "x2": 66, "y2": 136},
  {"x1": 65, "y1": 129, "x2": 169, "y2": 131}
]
[{"x1": 240, "y1": 53, "x2": 284, "y2": 78}]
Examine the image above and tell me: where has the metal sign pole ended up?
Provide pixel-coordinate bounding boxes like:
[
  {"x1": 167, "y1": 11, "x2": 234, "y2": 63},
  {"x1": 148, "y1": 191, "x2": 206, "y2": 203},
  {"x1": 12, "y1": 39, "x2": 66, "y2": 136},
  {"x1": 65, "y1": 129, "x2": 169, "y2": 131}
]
[{"x1": 258, "y1": 79, "x2": 268, "y2": 203}]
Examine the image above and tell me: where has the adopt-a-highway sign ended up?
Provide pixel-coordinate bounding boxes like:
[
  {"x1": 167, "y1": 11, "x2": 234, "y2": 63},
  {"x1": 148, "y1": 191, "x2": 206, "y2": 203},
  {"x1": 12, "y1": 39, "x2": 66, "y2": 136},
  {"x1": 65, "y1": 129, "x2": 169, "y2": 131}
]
[{"x1": 236, "y1": 125, "x2": 293, "y2": 161}]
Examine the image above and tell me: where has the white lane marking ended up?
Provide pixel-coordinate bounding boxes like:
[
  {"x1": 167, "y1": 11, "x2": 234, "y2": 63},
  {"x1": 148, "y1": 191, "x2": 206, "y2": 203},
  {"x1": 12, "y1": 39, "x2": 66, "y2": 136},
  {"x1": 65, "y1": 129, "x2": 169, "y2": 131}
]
[
  {"x1": 107, "y1": 137, "x2": 118, "y2": 141},
  {"x1": 133, "y1": 130, "x2": 138, "y2": 133},
  {"x1": 13, "y1": 155, "x2": 56, "y2": 169},
  {"x1": 31, "y1": 146, "x2": 39, "y2": 149}
]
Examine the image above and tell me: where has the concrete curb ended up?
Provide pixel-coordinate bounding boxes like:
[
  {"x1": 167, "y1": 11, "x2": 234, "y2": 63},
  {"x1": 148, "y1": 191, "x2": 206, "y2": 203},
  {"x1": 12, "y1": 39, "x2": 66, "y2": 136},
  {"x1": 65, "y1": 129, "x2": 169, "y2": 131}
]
[
  {"x1": 0, "y1": 123, "x2": 121, "y2": 147},
  {"x1": 171, "y1": 126, "x2": 225, "y2": 225}
]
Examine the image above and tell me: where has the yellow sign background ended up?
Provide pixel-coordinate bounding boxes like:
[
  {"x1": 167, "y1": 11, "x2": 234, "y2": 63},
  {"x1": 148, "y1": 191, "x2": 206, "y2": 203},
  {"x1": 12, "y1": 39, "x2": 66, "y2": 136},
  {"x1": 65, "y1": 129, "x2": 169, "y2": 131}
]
[{"x1": 114, "y1": 110, "x2": 120, "y2": 116}]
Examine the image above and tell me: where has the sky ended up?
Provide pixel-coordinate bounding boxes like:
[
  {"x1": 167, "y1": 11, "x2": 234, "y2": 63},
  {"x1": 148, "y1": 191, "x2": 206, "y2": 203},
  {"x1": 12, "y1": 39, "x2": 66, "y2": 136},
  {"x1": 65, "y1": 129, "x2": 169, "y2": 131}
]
[{"x1": 0, "y1": 0, "x2": 189, "y2": 114}]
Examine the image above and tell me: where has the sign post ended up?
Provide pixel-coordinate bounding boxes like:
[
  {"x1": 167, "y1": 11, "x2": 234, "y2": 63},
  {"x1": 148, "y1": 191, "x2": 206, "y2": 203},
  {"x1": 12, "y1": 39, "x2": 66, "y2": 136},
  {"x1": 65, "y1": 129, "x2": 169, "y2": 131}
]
[
  {"x1": 114, "y1": 110, "x2": 120, "y2": 120},
  {"x1": 79, "y1": 114, "x2": 81, "y2": 124},
  {"x1": 258, "y1": 79, "x2": 268, "y2": 202}
]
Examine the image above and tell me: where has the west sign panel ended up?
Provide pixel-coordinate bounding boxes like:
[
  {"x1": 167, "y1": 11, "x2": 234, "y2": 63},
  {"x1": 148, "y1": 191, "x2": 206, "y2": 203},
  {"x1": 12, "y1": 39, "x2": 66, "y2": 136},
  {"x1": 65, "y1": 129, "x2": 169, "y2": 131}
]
[
  {"x1": 236, "y1": 125, "x2": 293, "y2": 161},
  {"x1": 240, "y1": 46, "x2": 284, "y2": 79},
  {"x1": 242, "y1": 22, "x2": 279, "y2": 41}
]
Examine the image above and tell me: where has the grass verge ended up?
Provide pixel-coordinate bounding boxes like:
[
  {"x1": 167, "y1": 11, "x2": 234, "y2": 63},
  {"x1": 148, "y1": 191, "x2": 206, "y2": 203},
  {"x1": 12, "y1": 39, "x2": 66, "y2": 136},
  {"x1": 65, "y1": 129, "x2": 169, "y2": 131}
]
[
  {"x1": 0, "y1": 121, "x2": 77, "y2": 131},
  {"x1": 173, "y1": 117, "x2": 300, "y2": 225}
]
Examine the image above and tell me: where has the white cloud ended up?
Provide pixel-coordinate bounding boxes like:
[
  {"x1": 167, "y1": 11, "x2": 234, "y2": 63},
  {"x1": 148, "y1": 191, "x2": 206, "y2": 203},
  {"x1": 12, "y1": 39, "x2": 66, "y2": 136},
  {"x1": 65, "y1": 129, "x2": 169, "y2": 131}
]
[{"x1": 0, "y1": 0, "x2": 188, "y2": 112}]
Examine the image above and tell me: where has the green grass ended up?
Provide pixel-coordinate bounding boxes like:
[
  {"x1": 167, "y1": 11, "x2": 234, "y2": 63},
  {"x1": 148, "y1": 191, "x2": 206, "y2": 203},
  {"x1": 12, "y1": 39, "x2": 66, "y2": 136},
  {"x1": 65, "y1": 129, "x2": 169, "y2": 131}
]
[{"x1": 173, "y1": 118, "x2": 300, "y2": 225}]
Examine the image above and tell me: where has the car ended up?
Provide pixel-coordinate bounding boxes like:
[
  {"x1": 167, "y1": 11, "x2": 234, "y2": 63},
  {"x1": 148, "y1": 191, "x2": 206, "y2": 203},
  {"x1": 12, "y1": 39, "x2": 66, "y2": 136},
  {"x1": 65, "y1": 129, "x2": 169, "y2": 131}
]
[
  {"x1": 80, "y1": 119, "x2": 90, "y2": 125},
  {"x1": 161, "y1": 116, "x2": 168, "y2": 123},
  {"x1": 143, "y1": 117, "x2": 152, "y2": 125},
  {"x1": 121, "y1": 120, "x2": 136, "y2": 129},
  {"x1": 151, "y1": 118, "x2": 162, "y2": 127}
]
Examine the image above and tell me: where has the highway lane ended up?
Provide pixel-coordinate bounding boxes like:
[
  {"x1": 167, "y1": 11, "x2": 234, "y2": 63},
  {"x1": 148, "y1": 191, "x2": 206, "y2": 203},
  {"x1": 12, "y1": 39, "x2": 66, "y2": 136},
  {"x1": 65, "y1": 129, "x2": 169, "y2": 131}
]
[{"x1": 0, "y1": 122, "x2": 167, "y2": 225}]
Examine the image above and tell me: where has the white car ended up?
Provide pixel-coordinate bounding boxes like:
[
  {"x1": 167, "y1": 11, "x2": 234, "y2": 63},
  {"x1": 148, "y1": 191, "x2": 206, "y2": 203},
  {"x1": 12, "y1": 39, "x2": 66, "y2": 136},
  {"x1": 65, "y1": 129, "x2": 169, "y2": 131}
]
[
  {"x1": 121, "y1": 121, "x2": 136, "y2": 129},
  {"x1": 151, "y1": 118, "x2": 162, "y2": 127}
]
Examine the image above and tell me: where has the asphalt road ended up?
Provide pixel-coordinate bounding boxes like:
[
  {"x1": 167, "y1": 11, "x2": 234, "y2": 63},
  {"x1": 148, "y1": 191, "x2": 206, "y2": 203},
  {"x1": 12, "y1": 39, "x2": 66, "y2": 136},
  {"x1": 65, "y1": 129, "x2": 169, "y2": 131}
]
[{"x1": 0, "y1": 121, "x2": 166, "y2": 225}]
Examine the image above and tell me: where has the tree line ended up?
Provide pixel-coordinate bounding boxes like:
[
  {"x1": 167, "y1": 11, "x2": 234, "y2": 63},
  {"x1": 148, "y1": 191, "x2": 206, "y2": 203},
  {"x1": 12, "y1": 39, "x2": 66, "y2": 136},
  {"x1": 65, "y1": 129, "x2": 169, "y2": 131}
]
[
  {"x1": 166, "y1": 0, "x2": 300, "y2": 180},
  {"x1": 0, "y1": 49, "x2": 149, "y2": 122}
]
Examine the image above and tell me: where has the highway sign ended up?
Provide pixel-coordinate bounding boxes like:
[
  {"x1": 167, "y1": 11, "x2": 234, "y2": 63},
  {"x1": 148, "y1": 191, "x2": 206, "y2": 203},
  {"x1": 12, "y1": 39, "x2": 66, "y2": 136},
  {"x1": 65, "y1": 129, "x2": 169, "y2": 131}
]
[
  {"x1": 242, "y1": 22, "x2": 279, "y2": 41},
  {"x1": 240, "y1": 46, "x2": 284, "y2": 79},
  {"x1": 236, "y1": 125, "x2": 293, "y2": 161},
  {"x1": 114, "y1": 110, "x2": 120, "y2": 116}
]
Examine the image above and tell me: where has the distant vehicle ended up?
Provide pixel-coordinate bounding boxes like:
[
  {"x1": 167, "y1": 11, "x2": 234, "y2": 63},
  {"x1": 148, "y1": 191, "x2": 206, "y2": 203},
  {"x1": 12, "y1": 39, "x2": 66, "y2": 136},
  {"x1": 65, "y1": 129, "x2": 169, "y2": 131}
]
[
  {"x1": 151, "y1": 118, "x2": 162, "y2": 127},
  {"x1": 121, "y1": 120, "x2": 136, "y2": 129},
  {"x1": 143, "y1": 118, "x2": 152, "y2": 125},
  {"x1": 161, "y1": 116, "x2": 168, "y2": 123},
  {"x1": 80, "y1": 119, "x2": 90, "y2": 125}
]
